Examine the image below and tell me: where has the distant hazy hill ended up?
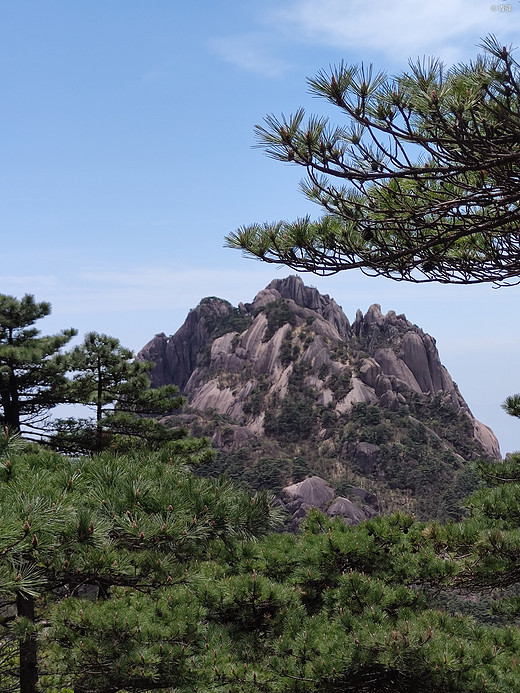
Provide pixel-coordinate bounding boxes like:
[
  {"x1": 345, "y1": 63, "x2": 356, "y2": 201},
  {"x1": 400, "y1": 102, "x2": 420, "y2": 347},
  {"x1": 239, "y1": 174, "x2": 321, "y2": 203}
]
[{"x1": 139, "y1": 276, "x2": 500, "y2": 521}]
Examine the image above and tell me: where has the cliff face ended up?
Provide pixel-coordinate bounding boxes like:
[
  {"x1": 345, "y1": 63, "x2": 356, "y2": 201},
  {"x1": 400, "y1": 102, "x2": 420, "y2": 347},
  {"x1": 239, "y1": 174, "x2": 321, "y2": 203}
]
[
  {"x1": 351, "y1": 305, "x2": 499, "y2": 458},
  {"x1": 138, "y1": 276, "x2": 500, "y2": 520},
  {"x1": 139, "y1": 297, "x2": 234, "y2": 392}
]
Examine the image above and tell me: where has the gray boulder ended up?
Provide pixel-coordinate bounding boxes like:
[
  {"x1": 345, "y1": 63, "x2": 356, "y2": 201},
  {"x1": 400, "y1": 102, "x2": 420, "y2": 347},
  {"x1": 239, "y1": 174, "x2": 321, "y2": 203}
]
[
  {"x1": 280, "y1": 476, "x2": 373, "y2": 529},
  {"x1": 327, "y1": 497, "x2": 369, "y2": 525},
  {"x1": 283, "y1": 476, "x2": 334, "y2": 509}
]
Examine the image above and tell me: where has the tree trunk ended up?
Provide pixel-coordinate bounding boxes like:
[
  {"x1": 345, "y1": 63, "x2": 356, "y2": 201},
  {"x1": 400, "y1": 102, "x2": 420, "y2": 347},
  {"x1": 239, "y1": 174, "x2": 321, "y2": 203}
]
[
  {"x1": 16, "y1": 592, "x2": 38, "y2": 693},
  {"x1": 95, "y1": 357, "x2": 103, "y2": 452},
  {"x1": 2, "y1": 367, "x2": 21, "y2": 433}
]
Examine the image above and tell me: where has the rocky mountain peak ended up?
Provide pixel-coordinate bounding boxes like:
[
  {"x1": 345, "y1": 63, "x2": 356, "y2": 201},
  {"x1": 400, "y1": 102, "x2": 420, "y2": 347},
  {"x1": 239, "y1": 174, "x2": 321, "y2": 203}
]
[
  {"x1": 140, "y1": 296, "x2": 234, "y2": 392},
  {"x1": 138, "y1": 276, "x2": 501, "y2": 521},
  {"x1": 244, "y1": 275, "x2": 350, "y2": 338}
]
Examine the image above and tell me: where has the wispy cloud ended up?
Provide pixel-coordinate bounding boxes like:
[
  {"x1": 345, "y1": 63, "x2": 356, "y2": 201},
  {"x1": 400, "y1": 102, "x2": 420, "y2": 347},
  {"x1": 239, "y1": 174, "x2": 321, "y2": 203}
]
[
  {"x1": 209, "y1": 1, "x2": 520, "y2": 80},
  {"x1": 209, "y1": 33, "x2": 291, "y2": 77},
  {"x1": 269, "y1": 0, "x2": 520, "y2": 66},
  {"x1": 77, "y1": 266, "x2": 279, "y2": 306},
  {"x1": 0, "y1": 275, "x2": 60, "y2": 292},
  {"x1": 1, "y1": 266, "x2": 280, "y2": 317}
]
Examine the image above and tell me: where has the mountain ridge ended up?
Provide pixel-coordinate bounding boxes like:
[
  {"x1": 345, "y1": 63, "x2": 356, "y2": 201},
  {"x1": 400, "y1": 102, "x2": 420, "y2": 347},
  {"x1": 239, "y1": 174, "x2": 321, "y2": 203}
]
[{"x1": 139, "y1": 276, "x2": 500, "y2": 520}]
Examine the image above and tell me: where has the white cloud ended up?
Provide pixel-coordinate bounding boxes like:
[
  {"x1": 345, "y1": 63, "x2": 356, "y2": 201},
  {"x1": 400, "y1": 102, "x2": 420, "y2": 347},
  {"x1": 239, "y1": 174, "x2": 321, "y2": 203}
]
[
  {"x1": 269, "y1": 0, "x2": 520, "y2": 66},
  {"x1": 209, "y1": 33, "x2": 291, "y2": 77},
  {"x1": 209, "y1": 1, "x2": 520, "y2": 83}
]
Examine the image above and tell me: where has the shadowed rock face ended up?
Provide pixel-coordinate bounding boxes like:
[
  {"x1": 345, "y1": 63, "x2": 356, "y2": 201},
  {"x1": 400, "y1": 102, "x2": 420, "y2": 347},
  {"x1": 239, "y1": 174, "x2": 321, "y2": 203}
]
[
  {"x1": 139, "y1": 297, "x2": 234, "y2": 391},
  {"x1": 138, "y1": 275, "x2": 501, "y2": 463}
]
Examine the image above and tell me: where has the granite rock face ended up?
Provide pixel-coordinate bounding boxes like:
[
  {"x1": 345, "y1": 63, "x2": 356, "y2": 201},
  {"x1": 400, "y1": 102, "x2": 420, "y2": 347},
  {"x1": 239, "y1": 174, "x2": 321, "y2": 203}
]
[
  {"x1": 353, "y1": 306, "x2": 464, "y2": 411},
  {"x1": 138, "y1": 276, "x2": 501, "y2": 521},
  {"x1": 139, "y1": 276, "x2": 500, "y2": 462},
  {"x1": 139, "y1": 297, "x2": 234, "y2": 391},
  {"x1": 251, "y1": 276, "x2": 351, "y2": 339}
]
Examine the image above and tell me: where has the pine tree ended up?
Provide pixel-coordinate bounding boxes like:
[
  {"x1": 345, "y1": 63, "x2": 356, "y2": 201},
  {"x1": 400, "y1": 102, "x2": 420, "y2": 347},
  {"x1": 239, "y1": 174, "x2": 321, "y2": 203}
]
[
  {"x1": 0, "y1": 439, "x2": 282, "y2": 693},
  {"x1": 219, "y1": 32, "x2": 520, "y2": 692},
  {"x1": 195, "y1": 510, "x2": 520, "y2": 692},
  {"x1": 51, "y1": 331, "x2": 184, "y2": 453},
  {"x1": 4, "y1": 435, "x2": 520, "y2": 691},
  {"x1": 226, "y1": 36, "x2": 520, "y2": 286},
  {"x1": 430, "y1": 453, "x2": 520, "y2": 596},
  {"x1": 0, "y1": 294, "x2": 76, "y2": 437}
]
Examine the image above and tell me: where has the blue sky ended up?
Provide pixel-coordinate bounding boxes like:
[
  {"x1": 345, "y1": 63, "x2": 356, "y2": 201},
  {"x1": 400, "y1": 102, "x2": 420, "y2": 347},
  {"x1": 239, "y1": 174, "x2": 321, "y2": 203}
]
[{"x1": 1, "y1": 0, "x2": 520, "y2": 453}]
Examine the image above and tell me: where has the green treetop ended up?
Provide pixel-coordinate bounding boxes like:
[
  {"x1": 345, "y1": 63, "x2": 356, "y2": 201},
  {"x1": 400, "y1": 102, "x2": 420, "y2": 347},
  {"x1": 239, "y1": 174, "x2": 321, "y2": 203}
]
[
  {"x1": 0, "y1": 439, "x2": 282, "y2": 693},
  {"x1": 226, "y1": 36, "x2": 520, "y2": 286},
  {"x1": 0, "y1": 294, "x2": 76, "y2": 436},
  {"x1": 4, "y1": 434, "x2": 520, "y2": 692},
  {"x1": 51, "y1": 331, "x2": 184, "y2": 454}
]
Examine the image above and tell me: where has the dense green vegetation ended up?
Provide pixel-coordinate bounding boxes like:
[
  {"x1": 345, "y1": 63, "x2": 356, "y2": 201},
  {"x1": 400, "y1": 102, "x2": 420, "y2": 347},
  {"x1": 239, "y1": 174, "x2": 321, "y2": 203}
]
[
  {"x1": 4, "y1": 434, "x2": 520, "y2": 692},
  {"x1": 0, "y1": 435, "x2": 280, "y2": 693},
  {"x1": 264, "y1": 364, "x2": 320, "y2": 443},
  {"x1": 259, "y1": 299, "x2": 297, "y2": 342},
  {"x1": 195, "y1": 392, "x2": 483, "y2": 521},
  {"x1": 210, "y1": 309, "x2": 252, "y2": 341}
]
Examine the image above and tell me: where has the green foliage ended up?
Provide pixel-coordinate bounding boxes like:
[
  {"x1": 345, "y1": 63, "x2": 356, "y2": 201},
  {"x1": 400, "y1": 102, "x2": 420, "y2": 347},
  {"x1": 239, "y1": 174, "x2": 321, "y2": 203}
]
[
  {"x1": 5, "y1": 439, "x2": 520, "y2": 691},
  {"x1": 242, "y1": 377, "x2": 269, "y2": 416},
  {"x1": 196, "y1": 445, "x2": 314, "y2": 497},
  {"x1": 439, "y1": 466, "x2": 482, "y2": 522},
  {"x1": 326, "y1": 370, "x2": 352, "y2": 401},
  {"x1": 0, "y1": 438, "x2": 283, "y2": 692},
  {"x1": 345, "y1": 402, "x2": 393, "y2": 446},
  {"x1": 226, "y1": 38, "x2": 520, "y2": 286},
  {"x1": 45, "y1": 585, "x2": 204, "y2": 692},
  {"x1": 317, "y1": 363, "x2": 330, "y2": 380},
  {"x1": 350, "y1": 402, "x2": 381, "y2": 426},
  {"x1": 502, "y1": 394, "x2": 520, "y2": 419},
  {"x1": 0, "y1": 293, "x2": 77, "y2": 435},
  {"x1": 191, "y1": 383, "x2": 483, "y2": 521},
  {"x1": 407, "y1": 393, "x2": 483, "y2": 460},
  {"x1": 211, "y1": 309, "x2": 252, "y2": 341},
  {"x1": 329, "y1": 341, "x2": 350, "y2": 364},
  {"x1": 200, "y1": 506, "x2": 520, "y2": 692},
  {"x1": 264, "y1": 364, "x2": 319, "y2": 443},
  {"x1": 335, "y1": 400, "x2": 485, "y2": 521},
  {"x1": 50, "y1": 332, "x2": 183, "y2": 454},
  {"x1": 264, "y1": 396, "x2": 318, "y2": 442},
  {"x1": 280, "y1": 330, "x2": 301, "y2": 366},
  {"x1": 260, "y1": 299, "x2": 297, "y2": 342}
]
